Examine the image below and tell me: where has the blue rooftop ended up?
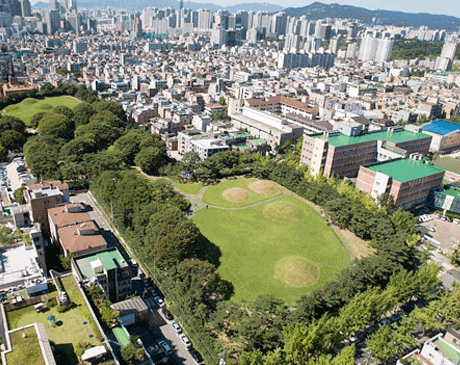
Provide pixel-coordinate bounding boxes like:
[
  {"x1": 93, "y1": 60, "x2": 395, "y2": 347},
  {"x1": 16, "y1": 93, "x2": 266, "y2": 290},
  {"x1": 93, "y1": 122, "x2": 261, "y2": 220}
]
[{"x1": 423, "y1": 120, "x2": 460, "y2": 136}]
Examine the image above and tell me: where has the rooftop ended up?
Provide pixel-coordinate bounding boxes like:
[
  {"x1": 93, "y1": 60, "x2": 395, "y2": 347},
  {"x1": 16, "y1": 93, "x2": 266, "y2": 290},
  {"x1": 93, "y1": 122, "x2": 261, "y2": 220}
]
[
  {"x1": 433, "y1": 338, "x2": 460, "y2": 364},
  {"x1": 57, "y1": 222, "x2": 107, "y2": 255},
  {"x1": 423, "y1": 120, "x2": 460, "y2": 136},
  {"x1": 366, "y1": 158, "x2": 445, "y2": 183},
  {"x1": 315, "y1": 129, "x2": 431, "y2": 148},
  {"x1": 74, "y1": 249, "x2": 128, "y2": 279},
  {"x1": 0, "y1": 243, "x2": 44, "y2": 287},
  {"x1": 434, "y1": 156, "x2": 460, "y2": 175}
]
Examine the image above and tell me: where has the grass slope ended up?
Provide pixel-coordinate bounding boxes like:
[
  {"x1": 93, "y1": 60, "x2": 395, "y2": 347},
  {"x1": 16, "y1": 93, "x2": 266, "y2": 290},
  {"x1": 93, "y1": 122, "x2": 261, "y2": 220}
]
[
  {"x1": 202, "y1": 177, "x2": 281, "y2": 208},
  {"x1": 193, "y1": 195, "x2": 350, "y2": 304},
  {"x1": 7, "y1": 276, "x2": 101, "y2": 365},
  {"x1": 2, "y1": 96, "x2": 81, "y2": 125},
  {"x1": 170, "y1": 180, "x2": 204, "y2": 195}
]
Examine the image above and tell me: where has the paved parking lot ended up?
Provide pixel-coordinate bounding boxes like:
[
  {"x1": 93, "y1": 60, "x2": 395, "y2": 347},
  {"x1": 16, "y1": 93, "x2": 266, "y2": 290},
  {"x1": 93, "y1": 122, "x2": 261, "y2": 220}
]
[{"x1": 419, "y1": 216, "x2": 460, "y2": 252}]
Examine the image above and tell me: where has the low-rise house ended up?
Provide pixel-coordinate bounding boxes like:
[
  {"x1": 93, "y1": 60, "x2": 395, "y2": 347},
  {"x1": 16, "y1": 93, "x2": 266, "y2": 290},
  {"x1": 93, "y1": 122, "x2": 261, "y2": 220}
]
[
  {"x1": 57, "y1": 221, "x2": 107, "y2": 257},
  {"x1": 48, "y1": 203, "x2": 92, "y2": 244}
]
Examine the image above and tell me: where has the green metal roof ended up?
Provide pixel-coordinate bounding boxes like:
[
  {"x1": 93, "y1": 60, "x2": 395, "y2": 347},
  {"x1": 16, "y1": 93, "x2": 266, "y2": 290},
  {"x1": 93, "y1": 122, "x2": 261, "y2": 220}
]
[
  {"x1": 97, "y1": 250, "x2": 128, "y2": 270},
  {"x1": 366, "y1": 158, "x2": 445, "y2": 183},
  {"x1": 441, "y1": 188, "x2": 460, "y2": 198},
  {"x1": 434, "y1": 156, "x2": 460, "y2": 175},
  {"x1": 112, "y1": 327, "x2": 130, "y2": 346},
  {"x1": 315, "y1": 130, "x2": 431, "y2": 148},
  {"x1": 434, "y1": 339, "x2": 460, "y2": 364},
  {"x1": 74, "y1": 249, "x2": 128, "y2": 278}
]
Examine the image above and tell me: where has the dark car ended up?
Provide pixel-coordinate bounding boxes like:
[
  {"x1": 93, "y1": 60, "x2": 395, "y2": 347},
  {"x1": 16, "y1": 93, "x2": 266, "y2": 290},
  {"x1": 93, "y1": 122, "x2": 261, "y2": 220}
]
[
  {"x1": 189, "y1": 349, "x2": 203, "y2": 363},
  {"x1": 161, "y1": 308, "x2": 173, "y2": 321}
]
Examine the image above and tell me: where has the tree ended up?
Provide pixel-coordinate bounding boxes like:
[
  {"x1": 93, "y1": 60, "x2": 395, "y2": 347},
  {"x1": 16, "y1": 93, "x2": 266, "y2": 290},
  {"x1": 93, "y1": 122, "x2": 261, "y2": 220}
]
[
  {"x1": 218, "y1": 96, "x2": 226, "y2": 105},
  {"x1": 0, "y1": 130, "x2": 26, "y2": 150},
  {"x1": 30, "y1": 112, "x2": 47, "y2": 128},
  {"x1": 134, "y1": 146, "x2": 166, "y2": 175},
  {"x1": 0, "y1": 115, "x2": 26, "y2": 135},
  {"x1": 120, "y1": 336, "x2": 145, "y2": 364},
  {"x1": 0, "y1": 144, "x2": 7, "y2": 161},
  {"x1": 145, "y1": 206, "x2": 200, "y2": 268},
  {"x1": 24, "y1": 136, "x2": 63, "y2": 179},
  {"x1": 324, "y1": 198, "x2": 353, "y2": 229},
  {"x1": 367, "y1": 325, "x2": 401, "y2": 363},
  {"x1": 13, "y1": 186, "x2": 26, "y2": 204},
  {"x1": 92, "y1": 100, "x2": 126, "y2": 121},
  {"x1": 38, "y1": 113, "x2": 74, "y2": 140},
  {"x1": 73, "y1": 103, "x2": 96, "y2": 126},
  {"x1": 53, "y1": 105, "x2": 74, "y2": 120}
]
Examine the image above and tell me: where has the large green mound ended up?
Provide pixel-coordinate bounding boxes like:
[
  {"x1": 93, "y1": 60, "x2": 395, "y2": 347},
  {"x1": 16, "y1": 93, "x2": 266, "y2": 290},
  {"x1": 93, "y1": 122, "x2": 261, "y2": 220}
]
[
  {"x1": 193, "y1": 185, "x2": 351, "y2": 304},
  {"x1": 274, "y1": 256, "x2": 319, "y2": 287},
  {"x1": 202, "y1": 177, "x2": 281, "y2": 208},
  {"x1": 1, "y1": 96, "x2": 81, "y2": 125},
  {"x1": 222, "y1": 187, "x2": 249, "y2": 202},
  {"x1": 263, "y1": 201, "x2": 303, "y2": 223}
]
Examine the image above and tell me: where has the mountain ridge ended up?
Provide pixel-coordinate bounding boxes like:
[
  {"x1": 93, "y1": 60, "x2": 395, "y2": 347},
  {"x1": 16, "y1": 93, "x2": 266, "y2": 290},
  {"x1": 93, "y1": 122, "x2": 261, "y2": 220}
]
[{"x1": 283, "y1": 2, "x2": 460, "y2": 30}]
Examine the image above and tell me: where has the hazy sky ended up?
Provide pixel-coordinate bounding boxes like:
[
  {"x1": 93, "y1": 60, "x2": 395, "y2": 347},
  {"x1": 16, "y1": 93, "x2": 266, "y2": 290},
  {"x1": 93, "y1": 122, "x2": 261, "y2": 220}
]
[
  {"x1": 31, "y1": 0, "x2": 460, "y2": 18},
  {"x1": 198, "y1": 0, "x2": 460, "y2": 17}
]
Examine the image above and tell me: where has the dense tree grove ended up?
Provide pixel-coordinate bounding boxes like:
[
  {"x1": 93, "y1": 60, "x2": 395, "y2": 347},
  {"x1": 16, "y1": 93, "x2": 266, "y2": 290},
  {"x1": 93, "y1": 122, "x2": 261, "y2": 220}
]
[
  {"x1": 391, "y1": 39, "x2": 460, "y2": 60},
  {"x1": 0, "y1": 115, "x2": 28, "y2": 156}
]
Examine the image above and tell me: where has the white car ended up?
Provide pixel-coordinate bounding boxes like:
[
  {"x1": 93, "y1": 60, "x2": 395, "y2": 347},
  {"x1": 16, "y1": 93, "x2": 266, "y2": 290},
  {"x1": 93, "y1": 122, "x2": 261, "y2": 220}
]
[
  {"x1": 154, "y1": 296, "x2": 165, "y2": 308},
  {"x1": 171, "y1": 321, "x2": 182, "y2": 333},
  {"x1": 180, "y1": 334, "x2": 192, "y2": 348},
  {"x1": 426, "y1": 226, "x2": 436, "y2": 232}
]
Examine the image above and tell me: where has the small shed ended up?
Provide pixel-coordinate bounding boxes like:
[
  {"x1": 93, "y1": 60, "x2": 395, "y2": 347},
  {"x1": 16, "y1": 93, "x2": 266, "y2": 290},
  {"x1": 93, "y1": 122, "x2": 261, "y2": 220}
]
[{"x1": 81, "y1": 345, "x2": 108, "y2": 364}]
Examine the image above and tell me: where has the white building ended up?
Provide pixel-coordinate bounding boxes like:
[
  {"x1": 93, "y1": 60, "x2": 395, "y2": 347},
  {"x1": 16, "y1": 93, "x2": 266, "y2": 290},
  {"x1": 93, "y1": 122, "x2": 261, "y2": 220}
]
[{"x1": 359, "y1": 36, "x2": 394, "y2": 63}]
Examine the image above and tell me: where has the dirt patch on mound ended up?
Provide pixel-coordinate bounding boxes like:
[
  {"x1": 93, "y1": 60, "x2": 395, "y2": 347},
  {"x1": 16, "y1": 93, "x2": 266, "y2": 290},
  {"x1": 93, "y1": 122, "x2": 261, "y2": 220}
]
[
  {"x1": 222, "y1": 188, "x2": 249, "y2": 202},
  {"x1": 263, "y1": 201, "x2": 302, "y2": 223},
  {"x1": 248, "y1": 180, "x2": 276, "y2": 195},
  {"x1": 274, "y1": 256, "x2": 319, "y2": 287}
]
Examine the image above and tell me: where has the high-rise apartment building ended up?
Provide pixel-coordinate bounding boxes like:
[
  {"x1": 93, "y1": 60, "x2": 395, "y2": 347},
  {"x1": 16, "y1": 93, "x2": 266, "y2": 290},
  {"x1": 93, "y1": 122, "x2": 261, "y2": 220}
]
[
  {"x1": 435, "y1": 37, "x2": 459, "y2": 71},
  {"x1": 197, "y1": 8, "x2": 212, "y2": 29},
  {"x1": 20, "y1": 0, "x2": 31, "y2": 17},
  {"x1": 45, "y1": 9, "x2": 60, "y2": 34},
  {"x1": 359, "y1": 36, "x2": 394, "y2": 62}
]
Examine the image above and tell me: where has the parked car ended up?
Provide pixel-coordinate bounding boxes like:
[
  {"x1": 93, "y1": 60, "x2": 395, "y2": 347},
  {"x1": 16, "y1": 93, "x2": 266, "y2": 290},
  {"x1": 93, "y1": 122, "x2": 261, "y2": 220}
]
[
  {"x1": 180, "y1": 334, "x2": 192, "y2": 348},
  {"x1": 158, "y1": 340, "x2": 172, "y2": 355},
  {"x1": 147, "y1": 344, "x2": 159, "y2": 354},
  {"x1": 154, "y1": 296, "x2": 165, "y2": 308},
  {"x1": 171, "y1": 321, "x2": 181, "y2": 333},
  {"x1": 161, "y1": 308, "x2": 173, "y2": 321},
  {"x1": 426, "y1": 226, "x2": 436, "y2": 232},
  {"x1": 189, "y1": 349, "x2": 203, "y2": 363}
]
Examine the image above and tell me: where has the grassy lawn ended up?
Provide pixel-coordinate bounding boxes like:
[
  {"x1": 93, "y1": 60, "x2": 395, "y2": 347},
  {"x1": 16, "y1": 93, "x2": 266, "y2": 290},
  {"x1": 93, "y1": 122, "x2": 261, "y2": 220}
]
[
  {"x1": 6, "y1": 326, "x2": 45, "y2": 365},
  {"x1": 1, "y1": 96, "x2": 81, "y2": 125},
  {"x1": 202, "y1": 177, "x2": 282, "y2": 208},
  {"x1": 170, "y1": 180, "x2": 204, "y2": 195},
  {"x1": 7, "y1": 275, "x2": 102, "y2": 365},
  {"x1": 193, "y1": 194, "x2": 351, "y2": 304}
]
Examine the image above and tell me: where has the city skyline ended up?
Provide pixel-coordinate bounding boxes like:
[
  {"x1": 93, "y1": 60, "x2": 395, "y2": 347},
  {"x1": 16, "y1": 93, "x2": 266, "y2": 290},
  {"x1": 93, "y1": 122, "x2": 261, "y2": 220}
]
[{"x1": 29, "y1": 0, "x2": 460, "y2": 18}]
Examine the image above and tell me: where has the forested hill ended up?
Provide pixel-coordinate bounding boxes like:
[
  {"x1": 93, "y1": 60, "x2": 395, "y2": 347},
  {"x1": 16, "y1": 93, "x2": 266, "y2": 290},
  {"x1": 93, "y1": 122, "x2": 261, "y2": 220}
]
[{"x1": 283, "y1": 2, "x2": 460, "y2": 30}]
